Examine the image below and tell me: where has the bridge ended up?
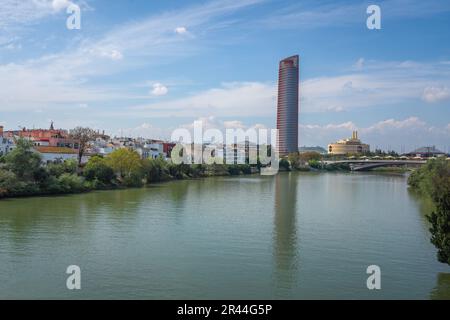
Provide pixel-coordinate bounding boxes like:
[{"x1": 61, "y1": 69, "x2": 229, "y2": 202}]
[{"x1": 323, "y1": 159, "x2": 427, "y2": 171}]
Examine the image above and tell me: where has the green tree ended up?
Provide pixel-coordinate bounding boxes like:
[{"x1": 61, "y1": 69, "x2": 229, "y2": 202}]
[
  {"x1": 84, "y1": 156, "x2": 115, "y2": 185},
  {"x1": 57, "y1": 173, "x2": 86, "y2": 193},
  {"x1": 279, "y1": 159, "x2": 291, "y2": 171},
  {"x1": 47, "y1": 159, "x2": 78, "y2": 177},
  {"x1": 106, "y1": 148, "x2": 143, "y2": 186},
  {"x1": 409, "y1": 158, "x2": 450, "y2": 264},
  {"x1": 167, "y1": 162, "x2": 189, "y2": 179},
  {"x1": 208, "y1": 163, "x2": 229, "y2": 176},
  {"x1": 299, "y1": 151, "x2": 322, "y2": 162},
  {"x1": 288, "y1": 152, "x2": 301, "y2": 169},
  {"x1": 70, "y1": 127, "x2": 96, "y2": 166},
  {"x1": 308, "y1": 159, "x2": 321, "y2": 169},
  {"x1": 227, "y1": 164, "x2": 241, "y2": 175},
  {"x1": 0, "y1": 169, "x2": 28, "y2": 197},
  {"x1": 5, "y1": 138, "x2": 42, "y2": 181},
  {"x1": 240, "y1": 164, "x2": 252, "y2": 174},
  {"x1": 142, "y1": 157, "x2": 170, "y2": 183},
  {"x1": 190, "y1": 164, "x2": 206, "y2": 177}
]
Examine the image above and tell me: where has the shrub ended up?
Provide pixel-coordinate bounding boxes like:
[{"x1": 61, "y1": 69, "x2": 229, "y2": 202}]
[
  {"x1": 84, "y1": 156, "x2": 115, "y2": 185},
  {"x1": 279, "y1": 159, "x2": 291, "y2": 171},
  {"x1": 105, "y1": 149, "x2": 143, "y2": 183},
  {"x1": 240, "y1": 164, "x2": 252, "y2": 174},
  {"x1": 143, "y1": 157, "x2": 171, "y2": 182},
  {"x1": 190, "y1": 164, "x2": 206, "y2": 178},
  {"x1": 48, "y1": 159, "x2": 78, "y2": 177},
  {"x1": 408, "y1": 158, "x2": 450, "y2": 265},
  {"x1": 57, "y1": 173, "x2": 86, "y2": 193},
  {"x1": 0, "y1": 169, "x2": 38, "y2": 197},
  {"x1": 228, "y1": 165, "x2": 241, "y2": 176},
  {"x1": 5, "y1": 138, "x2": 42, "y2": 181},
  {"x1": 308, "y1": 159, "x2": 321, "y2": 169}
]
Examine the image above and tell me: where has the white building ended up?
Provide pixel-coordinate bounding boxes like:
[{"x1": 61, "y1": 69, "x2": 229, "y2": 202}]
[
  {"x1": 136, "y1": 142, "x2": 164, "y2": 159},
  {"x1": 91, "y1": 137, "x2": 116, "y2": 156},
  {"x1": 0, "y1": 137, "x2": 15, "y2": 156},
  {"x1": 35, "y1": 146, "x2": 88, "y2": 164},
  {"x1": 32, "y1": 138, "x2": 50, "y2": 147},
  {"x1": 0, "y1": 126, "x2": 15, "y2": 156}
]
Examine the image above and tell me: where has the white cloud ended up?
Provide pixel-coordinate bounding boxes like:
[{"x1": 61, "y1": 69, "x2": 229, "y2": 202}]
[
  {"x1": 353, "y1": 58, "x2": 364, "y2": 70},
  {"x1": 0, "y1": 0, "x2": 80, "y2": 28},
  {"x1": 0, "y1": 0, "x2": 263, "y2": 111},
  {"x1": 175, "y1": 26, "x2": 188, "y2": 34},
  {"x1": 301, "y1": 60, "x2": 450, "y2": 112},
  {"x1": 118, "y1": 116, "x2": 264, "y2": 141},
  {"x1": 223, "y1": 120, "x2": 246, "y2": 129},
  {"x1": 127, "y1": 59, "x2": 450, "y2": 119},
  {"x1": 51, "y1": 0, "x2": 72, "y2": 11},
  {"x1": 119, "y1": 123, "x2": 171, "y2": 140},
  {"x1": 0, "y1": 1, "x2": 51, "y2": 28},
  {"x1": 132, "y1": 82, "x2": 276, "y2": 118},
  {"x1": 4, "y1": 42, "x2": 22, "y2": 50},
  {"x1": 151, "y1": 83, "x2": 169, "y2": 96},
  {"x1": 87, "y1": 44, "x2": 123, "y2": 64},
  {"x1": 363, "y1": 117, "x2": 426, "y2": 133},
  {"x1": 299, "y1": 117, "x2": 450, "y2": 152},
  {"x1": 261, "y1": 0, "x2": 450, "y2": 29},
  {"x1": 178, "y1": 117, "x2": 268, "y2": 143},
  {"x1": 422, "y1": 86, "x2": 450, "y2": 103},
  {"x1": 179, "y1": 116, "x2": 261, "y2": 132},
  {"x1": 109, "y1": 50, "x2": 123, "y2": 61},
  {"x1": 182, "y1": 116, "x2": 218, "y2": 131}
]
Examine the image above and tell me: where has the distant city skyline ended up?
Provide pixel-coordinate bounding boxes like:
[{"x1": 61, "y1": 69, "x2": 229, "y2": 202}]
[{"x1": 1, "y1": 0, "x2": 450, "y2": 153}]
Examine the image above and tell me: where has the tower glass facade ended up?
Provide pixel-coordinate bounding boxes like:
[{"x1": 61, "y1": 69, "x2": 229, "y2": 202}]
[{"x1": 276, "y1": 55, "x2": 299, "y2": 156}]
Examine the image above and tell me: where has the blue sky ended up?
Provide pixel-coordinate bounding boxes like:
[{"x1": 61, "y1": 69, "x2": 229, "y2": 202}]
[{"x1": 1, "y1": 0, "x2": 450, "y2": 152}]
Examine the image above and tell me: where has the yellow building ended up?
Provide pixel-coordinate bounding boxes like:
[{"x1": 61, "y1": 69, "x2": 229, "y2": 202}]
[{"x1": 328, "y1": 131, "x2": 370, "y2": 155}]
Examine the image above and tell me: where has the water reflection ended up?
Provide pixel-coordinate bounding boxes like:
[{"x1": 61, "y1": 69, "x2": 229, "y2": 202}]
[
  {"x1": 0, "y1": 188, "x2": 150, "y2": 246},
  {"x1": 430, "y1": 273, "x2": 450, "y2": 300},
  {"x1": 273, "y1": 173, "x2": 299, "y2": 294},
  {"x1": 407, "y1": 188, "x2": 435, "y2": 233},
  {"x1": 1, "y1": 173, "x2": 448, "y2": 299}
]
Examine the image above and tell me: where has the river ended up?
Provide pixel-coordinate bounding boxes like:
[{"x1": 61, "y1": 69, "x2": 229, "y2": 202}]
[{"x1": 0, "y1": 172, "x2": 449, "y2": 299}]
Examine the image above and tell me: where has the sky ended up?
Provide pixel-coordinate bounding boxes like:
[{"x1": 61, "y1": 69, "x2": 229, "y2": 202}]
[{"x1": 0, "y1": 0, "x2": 449, "y2": 152}]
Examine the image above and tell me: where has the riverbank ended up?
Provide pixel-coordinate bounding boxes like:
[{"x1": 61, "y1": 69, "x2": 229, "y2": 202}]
[
  {"x1": 0, "y1": 138, "x2": 258, "y2": 200},
  {"x1": 0, "y1": 161, "x2": 258, "y2": 200},
  {"x1": 407, "y1": 158, "x2": 450, "y2": 265}
]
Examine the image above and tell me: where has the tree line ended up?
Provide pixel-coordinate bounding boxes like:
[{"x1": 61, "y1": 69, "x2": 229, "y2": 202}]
[
  {"x1": 0, "y1": 138, "x2": 253, "y2": 199},
  {"x1": 408, "y1": 158, "x2": 450, "y2": 265}
]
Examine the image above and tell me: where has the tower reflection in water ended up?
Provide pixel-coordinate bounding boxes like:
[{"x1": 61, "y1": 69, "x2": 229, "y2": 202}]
[{"x1": 273, "y1": 172, "x2": 299, "y2": 295}]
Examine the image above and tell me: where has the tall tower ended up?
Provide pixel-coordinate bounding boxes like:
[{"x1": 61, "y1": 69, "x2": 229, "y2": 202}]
[{"x1": 276, "y1": 55, "x2": 299, "y2": 156}]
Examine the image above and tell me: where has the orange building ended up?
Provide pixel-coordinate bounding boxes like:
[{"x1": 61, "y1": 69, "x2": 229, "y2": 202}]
[{"x1": 5, "y1": 122, "x2": 79, "y2": 149}]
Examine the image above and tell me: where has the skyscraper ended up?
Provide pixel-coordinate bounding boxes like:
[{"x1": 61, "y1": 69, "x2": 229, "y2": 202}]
[{"x1": 276, "y1": 55, "x2": 299, "y2": 156}]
